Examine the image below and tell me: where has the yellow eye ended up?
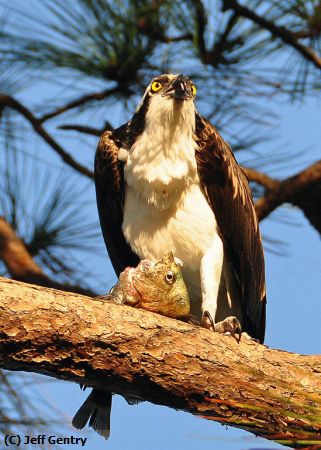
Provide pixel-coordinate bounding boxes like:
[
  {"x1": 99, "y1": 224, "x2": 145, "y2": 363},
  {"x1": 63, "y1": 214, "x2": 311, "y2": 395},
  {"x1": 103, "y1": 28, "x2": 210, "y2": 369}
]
[
  {"x1": 191, "y1": 84, "x2": 197, "y2": 96},
  {"x1": 151, "y1": 81, "x2": 163, "y2": 92}
]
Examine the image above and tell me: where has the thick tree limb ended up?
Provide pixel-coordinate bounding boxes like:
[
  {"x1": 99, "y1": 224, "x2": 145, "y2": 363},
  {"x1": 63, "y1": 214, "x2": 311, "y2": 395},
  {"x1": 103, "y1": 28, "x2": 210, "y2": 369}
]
[
  {"x1": 255, "y1": 160, "x2": 321, "y2": 225},
  {"x1": 243, "y1": 167, "x2": 279, "y2": 191},
  {"x1": 222, "y1": 0, "x2": 321, "y2": 70},
  {"x1": 0, "y1": 216, "x2": 95, "y2": 296},
  {"x1": 0, "y1": 93, "x2": 94, "y2": 179},
  {"x1": 0, "y1": 277, "x2": 320, "y2": 448}
]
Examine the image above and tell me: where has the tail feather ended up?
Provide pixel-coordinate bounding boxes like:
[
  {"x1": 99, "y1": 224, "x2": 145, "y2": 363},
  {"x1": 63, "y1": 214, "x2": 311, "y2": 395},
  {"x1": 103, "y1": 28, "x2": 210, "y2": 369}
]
[{"x1": 72, "y1": 389, "x2": 112, "y2": 439}]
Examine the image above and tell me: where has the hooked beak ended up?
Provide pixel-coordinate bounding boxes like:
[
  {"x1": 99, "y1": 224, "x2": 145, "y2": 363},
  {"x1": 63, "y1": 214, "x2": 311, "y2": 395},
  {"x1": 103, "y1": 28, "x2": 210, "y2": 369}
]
[{"x1": 162, "y1": 76, "x2": 193, "y2": 101}]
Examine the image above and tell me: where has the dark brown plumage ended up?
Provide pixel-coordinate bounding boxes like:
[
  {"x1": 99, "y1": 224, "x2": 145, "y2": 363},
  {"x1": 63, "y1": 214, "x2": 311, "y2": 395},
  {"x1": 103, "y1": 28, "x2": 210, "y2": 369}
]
[
  {"x1": 95, "y1": 131, "x2": 139, "y2": 275},
  {"x1": 194, "y1": 114, "x2": 266, "y2": 342}
]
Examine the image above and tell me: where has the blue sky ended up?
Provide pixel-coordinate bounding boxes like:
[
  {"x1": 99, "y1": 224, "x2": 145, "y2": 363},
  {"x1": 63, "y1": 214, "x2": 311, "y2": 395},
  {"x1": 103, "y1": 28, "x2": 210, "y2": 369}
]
[{"x1": 1, "y1": 1, "x2": 321, "y2": 449}]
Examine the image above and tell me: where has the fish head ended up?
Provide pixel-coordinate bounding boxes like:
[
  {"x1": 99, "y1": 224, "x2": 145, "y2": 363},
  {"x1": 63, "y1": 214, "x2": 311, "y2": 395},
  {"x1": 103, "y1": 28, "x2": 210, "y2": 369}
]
[{"x1": 132, "y1": 252, "x2": 190, "y2": 318}]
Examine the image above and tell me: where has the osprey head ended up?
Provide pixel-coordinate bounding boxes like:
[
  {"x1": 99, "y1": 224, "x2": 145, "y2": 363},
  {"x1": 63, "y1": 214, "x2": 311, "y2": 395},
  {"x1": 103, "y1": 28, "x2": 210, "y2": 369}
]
[
  {"x1": 135, "y1": 74, "x2": 196, "y2": 113},
  {"x1": 154, "y1": 74, "x2": 196, "y2": 101},
  {"x1": 134, "y1": 74, "x2": 197, "y2": 135}
]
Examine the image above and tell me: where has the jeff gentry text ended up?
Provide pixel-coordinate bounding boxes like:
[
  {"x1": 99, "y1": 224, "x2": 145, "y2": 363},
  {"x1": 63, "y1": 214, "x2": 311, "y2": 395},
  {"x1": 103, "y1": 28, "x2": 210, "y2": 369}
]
[{"x1": 24, "y1": 435, "x2": 87, "y2": 446}]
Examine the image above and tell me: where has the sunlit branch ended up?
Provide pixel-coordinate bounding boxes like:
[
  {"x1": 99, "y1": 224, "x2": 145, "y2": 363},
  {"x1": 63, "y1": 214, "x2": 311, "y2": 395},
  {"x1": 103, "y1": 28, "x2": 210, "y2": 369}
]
[{"x1": 1, "y1": 278, "x2": 321, "y2": 449}]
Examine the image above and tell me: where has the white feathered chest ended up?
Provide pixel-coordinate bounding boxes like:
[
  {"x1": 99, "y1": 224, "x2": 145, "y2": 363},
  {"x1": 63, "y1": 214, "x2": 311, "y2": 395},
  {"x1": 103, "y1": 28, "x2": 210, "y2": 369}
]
[{"x1": 121, "y1": 99, "x2": 218, "y2": 304}]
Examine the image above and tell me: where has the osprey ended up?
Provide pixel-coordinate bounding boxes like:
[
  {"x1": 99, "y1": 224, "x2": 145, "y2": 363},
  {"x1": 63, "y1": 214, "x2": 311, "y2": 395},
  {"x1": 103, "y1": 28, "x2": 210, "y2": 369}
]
[
  {"x1": 74, "y1": 74, "x2": 267, "y2": 438},
  {"x1": 95, "y1": 73, "x2": 266, "y2": 341}
]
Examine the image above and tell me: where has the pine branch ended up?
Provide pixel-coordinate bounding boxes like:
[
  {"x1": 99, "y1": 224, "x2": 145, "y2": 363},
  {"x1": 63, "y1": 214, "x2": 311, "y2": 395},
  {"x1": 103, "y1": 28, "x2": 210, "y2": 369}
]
[
  {"x1": 208, "y1": 12, "x2": 240, "y2": 65},
  {"x1": 0, "y1": 216, "x2": 95, "y2": 296},
  {"x1": 222, "y1": 0, "x2": 321, "y2": 70},
  {"x1": 38, "y1": 87, "x2": 120, "y2": 123},
  {"x1": 58, "y1": 123, "x2": 110, "y2": 136},
  {"x1": 293, "y1": 29, "x2": 321, "y2": 39},
  {"x1": 0, "y1": 277, "x2": 320, "y2": 449},
  {"x1": 191, "y1": 0, "x2": 207, "y2": 61},
  {"x1": 0, "y1": 93, "x2": 94, "y2": 179},
  {"x1": 155, "y1": 32, "x2": 193, "y2": 42}
]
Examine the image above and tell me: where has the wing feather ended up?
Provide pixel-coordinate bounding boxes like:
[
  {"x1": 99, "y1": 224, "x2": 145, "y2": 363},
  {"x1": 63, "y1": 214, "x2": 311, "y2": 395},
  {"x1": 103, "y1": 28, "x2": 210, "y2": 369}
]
[
  {"x1": 94, "y1": 130, "x2": 139, "y2": 276},
  {"x1": 195, "y1": 114, "x2": 266, "y2": 342}
]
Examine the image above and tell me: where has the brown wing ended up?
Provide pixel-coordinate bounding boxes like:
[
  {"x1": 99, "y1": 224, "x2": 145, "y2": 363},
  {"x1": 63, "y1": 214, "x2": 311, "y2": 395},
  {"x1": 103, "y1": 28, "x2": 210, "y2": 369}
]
[
  {"x1": 195, "y1": 114, "x2": 266, "y2": 342},
  {"x1": 95, "y1": 130, "x2": 139, "y2": 276}
]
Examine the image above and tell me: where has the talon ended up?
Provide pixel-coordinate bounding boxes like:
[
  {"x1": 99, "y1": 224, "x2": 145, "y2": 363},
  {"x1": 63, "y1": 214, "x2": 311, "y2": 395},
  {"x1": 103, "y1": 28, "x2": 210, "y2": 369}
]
[
  {"x1": 94, "y1": 293, "x2": 112, "y2": 301},
  {"x1": 215, "y1": 316, "x2": 242, "y2": 343},
  {"x1": 231, "y1": 323, "x2": 242, "y2": 343},
  {"x1": 201, "y1": 311, "x2": 215, "y2": 331}
]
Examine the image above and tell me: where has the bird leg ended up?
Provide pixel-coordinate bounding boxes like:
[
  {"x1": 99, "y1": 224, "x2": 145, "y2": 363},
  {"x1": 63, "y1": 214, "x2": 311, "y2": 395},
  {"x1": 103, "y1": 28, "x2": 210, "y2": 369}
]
[{"x1": 200, "y1": 233, "x2": 224, "y2": 326}]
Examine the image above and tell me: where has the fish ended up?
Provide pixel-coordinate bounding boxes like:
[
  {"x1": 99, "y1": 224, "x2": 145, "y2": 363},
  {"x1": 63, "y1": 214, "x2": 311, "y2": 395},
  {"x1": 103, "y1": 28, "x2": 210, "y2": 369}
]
[
  {"x1": 72, "y1": 252, "x2": 190, "y2": 439},
  {"x1": 108, "y1": 251, "x2": 190, "y2": 318}
]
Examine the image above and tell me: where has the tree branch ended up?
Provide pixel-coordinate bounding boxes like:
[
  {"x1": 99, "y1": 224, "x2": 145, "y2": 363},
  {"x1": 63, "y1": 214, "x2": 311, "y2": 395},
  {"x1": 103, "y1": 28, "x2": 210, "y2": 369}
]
[
  {"x1": 222, "y1": 0, "x2": 321, "y2": 70},
  {"x1": 0, "y1": 93, "x2": 94, "y2": 179},
  {"x1": 208, "y1": 12, "x2": 240, "y2": 66},
  {"x1": 38, "y1": 87, "x2": 120, "y2": 123},
  {"x1": 0, "y1": 216, "x2": 95, "y2": 296},
  {"x1": 191, "y1": 0, "x2": 208, "y2": 61},
  {"x1": 0, "y1": 277, "x2": 320, "y2": 448},
  {"x1": 255, "y1": 160, "x2": 321, "y2": 223},
  {"x1": 243, "y1": 167, "x2": 279, "y2": 191},
  {"x1": 58, "y1": 123, "x2": 110, "y2": 136},
  {"x1": 293, "y1": 29, "x2": 321, "y2": 39},
  {"x1": 156, "y1": 33, "x2": 193, "y2": 43}
]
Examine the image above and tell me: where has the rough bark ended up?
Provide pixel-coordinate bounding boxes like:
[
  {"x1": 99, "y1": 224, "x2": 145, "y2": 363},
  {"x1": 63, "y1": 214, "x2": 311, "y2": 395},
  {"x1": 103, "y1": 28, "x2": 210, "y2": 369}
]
[{"x1": 0, "y1": 278, "x2": 320, "y2": 448}]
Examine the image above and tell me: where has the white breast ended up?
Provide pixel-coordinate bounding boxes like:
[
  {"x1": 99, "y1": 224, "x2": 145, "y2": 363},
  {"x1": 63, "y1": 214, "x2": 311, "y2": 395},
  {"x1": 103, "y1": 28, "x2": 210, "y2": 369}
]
[
  {"x1": 123, "y1": 181, "x2": 217, "y2": 305},
  {"x1": 122, "y1": 97, "x2": 219, "y2": 307},
  {"x1": 124, "y1": 99, "x2": 198, "y2": 209}
]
